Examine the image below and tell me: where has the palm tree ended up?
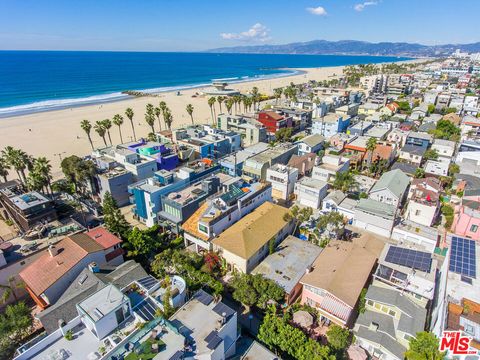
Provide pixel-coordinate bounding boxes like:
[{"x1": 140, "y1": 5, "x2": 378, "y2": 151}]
[
  {"x1": 94, "y1": 121, "x2": 108, "y2": 146},
  {"x1": 146, "y1": 103, "x2": 154, "y2": 116},
  {"x1": 159, "y1": 101, "x2": 167, "y2": 129},
  {"x1": 101, "y1": 119, "x2": 113, "y2": 145},
  {"x1": 125, "y1": 108, "x2": 136, "y2": 141},
  {"x1": 208, "y1": 97, "x2": 216, "y2": 125},
  {"x1": 80, "y1": 120, "x2": 94, "y2": 150},
  {"x1": 225, "y1": 98, "x2": 234, "y2": 115},
  {"x1": 0, "y1": 157, "x2": 10, "y2": 182},
  {"x1": 333, "y1": 171, "x2": 358, "y2": 193},
  {"x1": 145, "y1": 113, "x2": 156, "y2": 134},
  {"x1": 2, "y1": 146, "x2": 31, "y2": 185},
  {"x1": 154, "y1": 107, "x2": 162, "y2": 132},
  {"x1": 366, "y1": 137, "x2": 378, "y2": 171},
  {"x1": 164, "y1": 109, "x2": 173, "y2": 130},
  {"x1": 32, "y1": 157, "x2": 52, "y2": 194},
  {"x1": 274, "y1": 88, "x2": 283, "y2": 104},
  {"x1": 112, "y1": 114, "x2": 124, "y2": 143},
  {"x1": 186, "y1": 104, "x2": 194, "y2": 125},
  {"x1": 217, "y1": 96, "x2": 224, "y2": 114}
]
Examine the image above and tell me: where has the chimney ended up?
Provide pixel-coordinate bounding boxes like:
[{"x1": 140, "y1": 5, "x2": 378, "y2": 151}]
[
  {"x1": 88, "y1": 262, "x2": 99, "y2": 273},
  {"x1": 305, "y1": 266, "x2": 313, "y2": 274},
  {"x1": 48, "y1": 245, "x2": 58, "y2": 257}
]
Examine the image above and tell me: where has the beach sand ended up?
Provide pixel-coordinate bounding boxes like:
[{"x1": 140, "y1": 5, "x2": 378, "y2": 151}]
[{"x1": 0, "y1": 66, "x2": 346, "y2": 178}]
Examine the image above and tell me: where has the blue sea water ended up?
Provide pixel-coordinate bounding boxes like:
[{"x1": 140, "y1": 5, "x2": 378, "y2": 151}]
[{"x1": 0, "y1": 51, "x2": 410, "y2": 117}]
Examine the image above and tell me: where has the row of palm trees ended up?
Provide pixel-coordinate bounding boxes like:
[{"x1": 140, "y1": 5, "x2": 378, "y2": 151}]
[{"x1": 0, "y1": 147, "x2": 52, "y2": 194}]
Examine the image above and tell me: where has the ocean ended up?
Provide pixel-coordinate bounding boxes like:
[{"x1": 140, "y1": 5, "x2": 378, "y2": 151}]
[{"x1": 0, "y1": 51, "x2": 409, "y2": 117}]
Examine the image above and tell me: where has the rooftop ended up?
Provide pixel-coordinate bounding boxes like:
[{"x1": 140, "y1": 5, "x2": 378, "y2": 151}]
[
  {"x1": 299, "y1": 134, "x2": 325, "y2": 147},
  {"x1": 300, "y1": 236, "x2": 385, "y2": 307},
  {"x1": 370, "y1": 169, "x2": 410, "y2": 199},
  {"x1": 212, "y1": 202, "x2": 289, "y2": 259},
  {"x1": 10, "y1": 191, "x2": 51, "y2": 210},
  {"x1": 77, "y1": 284, "x2": 126, "y2": 322},
  {"x1": 252, "y1": 235, "x2": 322, "y2": 294},
  {"x1": 355, "y1": 198, "x2": 396, "y2": 219}
]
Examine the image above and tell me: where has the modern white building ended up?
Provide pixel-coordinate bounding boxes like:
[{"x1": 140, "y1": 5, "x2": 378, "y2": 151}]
[
  {"x1": 296, "y1": 134, "x2": 324, "y2": 156},
  {"x1": 311, "y1": 154, "x2": 350, "y2": 183},
  {"x1": 294, "y1": 177, "x2": 328, "y2": 209},
  {"x1": 266, "y1": 164, "x2": 298, "y2": 201}
]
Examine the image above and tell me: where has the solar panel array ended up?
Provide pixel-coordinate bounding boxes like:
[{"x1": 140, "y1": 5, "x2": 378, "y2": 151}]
[
  {"x1": 449, "y1": 236, "x2": 477, "y2": 278},
  {"x1": 137, "y1": 275, "x2": 159, "y2": 291},
  {"x1": 385, "y1": 245, "x2": 432, "y2": 273}
]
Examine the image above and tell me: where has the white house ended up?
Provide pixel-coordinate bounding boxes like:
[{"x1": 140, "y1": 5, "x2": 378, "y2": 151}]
[
  {"x1": 266, "y1": 164, "x2": 298, "y2": 201},
  {"x1": 295, "y1": 177, "x2": 328, "y2": 209},
  {"x1": 432, "y1": 139, "x2": 456, "y2": 162},
  {"x1": 424, "y1": 160, "x2": 449, "y2": 177},
  {"x1": 353, "y1": 199, "x2": 396, "y2": 238},
  {"x1": 296, "y1": 134, "x2": 324, "y2": 155},
  {"x1": 311, "y1": 154, "x2": 350, "y2": 183}
]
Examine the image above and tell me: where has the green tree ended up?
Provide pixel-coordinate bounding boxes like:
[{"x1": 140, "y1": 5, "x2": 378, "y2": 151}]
[
  {"x1": 283, "y1": 205, "x2": 313, "y2": 235},
  {"x1": 275, "y1": 127, "x2": 293, "y2": 143},
  {"x1": 60, "y1": 155, "x2": 96, "y2": 194},
  {"x1": 405, "y1": 332, "x2": 445, "y2": 360},
  {"x1": 427, "y1": 104, "x2": 435, "y2": 114},
  {"x1": 102, "y1": 192, "x2": 130, "y2": 238},
  {"x1": 80, "y1": 119, "x2": 94, "y2": 150},
  {"x1": 366, "y1": 137, "x2": 377, "y2": 170},
  {"x1": 0, "y1": 302, "x2": 34, "y2": 358},
  {"x1": 274, "y1": 88, "x2": 283, "y2": 104},
  {"x1": 125, "y1": 107, "x2": 136, "y2": 141},
  {"x1": 431, "y1": 119, "x2": 460, "y2": 140},
  {"x1": 159, "y1": 101, "x2": 168, "y2": 129},
  {"x1": 112, "y1": 114, "x2": 124, "y2": 143},
  {"x1": 208, "y1": 97, "x2": 216, "y2": 125},
  {"x1": 29, "y1": 157, "x2": 52, "y2": 195},
  {"x1": 145, "y1": 111, "x2": 156, "y2": 134},
  {"x1": 333, "y1": 171, "x2": 358, "y2": 193},
  {"x1": 230, "y1": 273, "x2": 285, "y2": 311},
  {"x1": 414, "y1": 168, "x2": 425, "y2": 179},
  {"x1": 2, "y1": 146, "x2": 32, "y2": 185},
  {"x1": 423, "y1": 149, "x2": 439, "y2": 161},
  {"x1": 186, "y1": 104, "x2": 194, "y2": 125},
  {"x1": 0, "y1": 156, "x2": 10, "y2": 182},
  {"x1": 358, "y1": 288, "x2": 367, "y2": 314},
  {"x1": 225, "y1": 98, "x2": 234, "y2": 114},
  {"x1": 449, "y1": 163, "x2": 460, "y2": 176},
  {"x1": 101, "y1": 119, "x2": 113, "y2": 145},
  {"x1": 94, "y1": 121, "x2": 107, "y2": 146},
  {"x1": 164, "y1": 108, "x2": 173, "y2": 130},
  {"x1": 326, "y1": 325, "x2": 351, "y2": 353},
  {"x1": 124, "y1": 226, "x2": 165, "y2": 262}
]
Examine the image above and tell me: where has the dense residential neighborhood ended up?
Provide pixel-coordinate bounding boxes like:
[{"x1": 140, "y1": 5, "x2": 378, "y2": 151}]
[{"x1": 2, "y1": 51, "x2": 480, "y2": 360}]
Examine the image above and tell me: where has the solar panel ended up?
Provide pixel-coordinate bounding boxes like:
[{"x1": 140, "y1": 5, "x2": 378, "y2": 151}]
[
  {"x1": 137, "y1": 276, "x2": 159, "y2": 291},
  {"x1": 194, "y1": 289, "x2": 213, "y2": 305},
  {"x1": 205, "y1": 331, "x2": 222, "y2": 350},
  {"x1": 449, "y1": 236, "x2": 477, "y2": 278},
  {"x1": 384, "y1": 245, "x2": 432, "y2": 273}
]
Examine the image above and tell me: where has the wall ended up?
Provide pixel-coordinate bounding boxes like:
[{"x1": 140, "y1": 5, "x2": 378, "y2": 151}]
[
  {"x1": 354, "y1": 211, "x2": 394, "y2": 238},
  {"x1": 405, "y1": 201, "x2": 437, "y2": 227},
  {"x1": 369, "y1": 189, "x2": 399, "y2": 208}
]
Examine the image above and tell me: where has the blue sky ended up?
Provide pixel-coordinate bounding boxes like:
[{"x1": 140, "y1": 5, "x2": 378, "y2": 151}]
[{"x1": 1, "y1": 0, "x2": 479, "y2": 51}]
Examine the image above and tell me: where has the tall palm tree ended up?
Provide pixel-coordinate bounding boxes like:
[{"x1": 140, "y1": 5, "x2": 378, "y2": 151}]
[
  {"x1": 154, "y1": 107, "x2": 162, "y2": 132},
  {"x1": 146, "y1": 103, "x2": 154, "y2": 116},
  {"x1": 159, "y1": 101, "x2": 167, "y2": 129},
  {"x1": 274, "y1": 88, "x2": 283, "y2": 104},
  {"x1": 186, "y1": 104, "x2": 194, "y2": 125},
  {"x1": 125, "y1": 108, "x2": 136, "y2": 141},
  {"x1": 32, "y1": 157, "x2": 52, "y2": 194},
  {"x1": 2, "y1": 146, "x2": 30, "y2": 185},
  {"x1": 366, "y1": 137, "x2": 378, "y2": 171},
  {"x1": 208, "y1": 97, "x2": 216, "y2": 125},
  {"x1": 94, "y1": 121, "x2": 108, "y2": 146},
  {"x1": 0, "y1": 157, "x2": 10, "y2": 183},
  {"x1": 101, "y1": 119, "x2": 113, "y2": 145},
  {"x1": 225, "y1": 98, "x2": 234, "y2": 115},
  {"x1": 164, "y1": 109, "x2": 173, "y2": 130},
  {"x1": 80, "y1": 120, "x2": 94, "y2": 150},
  {"x1": 217, "y1": 96, "x2": 224, "y2": 114},
  {"x1": 112, "y1": 114, "x2": 124, "y2": 143},
  {"x1": 145, "y1": 113, "x2": 156, "y2": 133}
]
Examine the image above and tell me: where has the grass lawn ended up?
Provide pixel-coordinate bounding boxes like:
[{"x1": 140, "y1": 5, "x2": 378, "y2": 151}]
[{"x1": 124, "y1": 338, "x2": 166, "y2": 360}]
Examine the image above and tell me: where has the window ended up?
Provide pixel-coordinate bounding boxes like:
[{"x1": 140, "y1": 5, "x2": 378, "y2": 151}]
[
  {"x1": 388, "y1": 310, "x2": 397, "y2": 317},
  {"x1": 470, "y1": 224, "x2": 478, "y2": 233},
  {"x1": 198, "y1": 224, "x2": 208, "y2": 234},
  {"x1": 465, "y1": 324, "x2": 475, "y2": 336},
  {"x1": 367, "y1": 300, "x2": 374, "y2": 306},
  {"x1": 415, "y1": 210, "x2": 421, "y2": 216}
]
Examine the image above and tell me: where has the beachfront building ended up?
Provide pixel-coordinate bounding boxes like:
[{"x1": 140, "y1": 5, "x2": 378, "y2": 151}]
[
  {"x1": 266, "y1": 164, "x2": 298, "y2": 202},
  {"x1": 242, "y1": 143, "x2": 297, "y2": 180},
  {"x1": 182, "y1": 180, "x2": 272, "y2": 252},
  {"x1": 212, "y1": 202, "x2": 294, "y2": 273},
  {"x1": 0, "y1": 180, "x2": 57, "y2": 232},
  {"x1": 311, "y1": 113, "x2": 351, "y2": 138},
  {"x1": 257, "y1": 110, "x2": 293, "y2": 137},
  {"x1": 252, "y1": 235, "x2": 322, "y2": 305},
  {"x1": 299, "y1": 236, "x2": 385, "y2": 327},
  {"x1": 19, "y1": 229, "x2": 123, "y2": 309}
]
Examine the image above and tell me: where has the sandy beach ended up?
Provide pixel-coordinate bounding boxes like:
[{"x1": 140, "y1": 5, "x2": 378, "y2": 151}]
[{"x1": 0, "y1": 66, "x2": 349, "y2": 178}]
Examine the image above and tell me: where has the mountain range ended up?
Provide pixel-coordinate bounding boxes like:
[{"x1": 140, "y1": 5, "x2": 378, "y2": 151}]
[{"x1": 208, "y1": 40, "x2": 480, "y2": 57}]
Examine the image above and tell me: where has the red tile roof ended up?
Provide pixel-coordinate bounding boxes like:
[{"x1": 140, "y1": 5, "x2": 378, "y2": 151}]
[
  {"x1": 19, "y1": 236, "x2": 102, "y2": 295},
  {"x1": 86, "y1": 227, "x2": 122, "y2": 249}
]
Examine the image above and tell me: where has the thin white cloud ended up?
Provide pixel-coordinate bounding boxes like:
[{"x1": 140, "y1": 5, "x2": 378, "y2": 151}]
[
  {"x1": 354, "y1": 1, "x2": 377, "y2": 11},
  {"x1": 220, "y1": 23, "x2": 271, "y2": 42},
  {"x1": 306, "y1": 6, "x2": 327, "y2": 16}
]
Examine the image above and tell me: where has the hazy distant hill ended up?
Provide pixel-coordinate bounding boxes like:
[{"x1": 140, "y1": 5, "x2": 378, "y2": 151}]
[{"x1": 208, "y1": 39, "x2": 480, "y2": 57}]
